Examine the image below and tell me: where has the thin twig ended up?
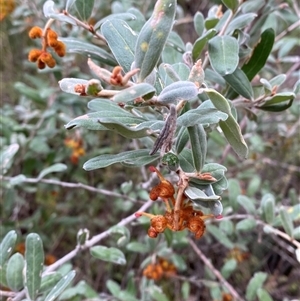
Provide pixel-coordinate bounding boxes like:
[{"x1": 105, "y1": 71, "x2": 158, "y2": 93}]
[
  {"x1": 189, "y1": 238, "x2": 246, "y2": 301},
  {"x1": 1, "y1": 176, "x2": 137, "y2": 202},
  {"x1": 11, "y1": 200, "x2": 153, "y2": 301},
  {"x1": 275, "y1": 19, "x2": 300, "y2": 42}
]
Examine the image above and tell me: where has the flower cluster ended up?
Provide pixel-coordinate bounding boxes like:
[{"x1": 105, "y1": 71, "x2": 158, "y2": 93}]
[
  {"x1": 143, "y1": 257, "x2": 177, "y2": 281},
  {"x1": 64, "y1": 137, "x2": 85, "y2": 165},
  {"x1": 28, "y1": 26, "x2": 66, "y2": 69},
  {"x1": 136, "y1": 166, "x2": 214, "y2": 239}
]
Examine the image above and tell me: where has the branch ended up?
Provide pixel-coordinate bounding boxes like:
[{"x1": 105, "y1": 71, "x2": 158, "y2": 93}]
[
  {"x1": 11, "y1": 200, "x2": 153, "y2": 301},
  {"x1": 189, "y1": 238, "x2": 246, "y2": 301},
  {"x1": 1, "y1": 176, "x2": 137, "y2": 202}
]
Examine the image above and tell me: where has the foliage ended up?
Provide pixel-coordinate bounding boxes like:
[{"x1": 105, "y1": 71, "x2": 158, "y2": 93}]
[{"x1": 1, "y1": 0, "x2": 299, "y2": 300}]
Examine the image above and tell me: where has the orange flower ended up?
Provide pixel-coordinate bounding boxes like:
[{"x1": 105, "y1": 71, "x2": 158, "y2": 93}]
[{"x1": 28, "y1": 26, "x2": 66, "y2": 69}]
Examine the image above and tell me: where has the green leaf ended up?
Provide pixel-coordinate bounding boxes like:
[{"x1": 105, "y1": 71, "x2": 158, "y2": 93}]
[
  {"x1": 223, "y1": 67, "x2": 254, "y2": 100},
  {"x1": 157, "y1": 81, "x2": 198, "y2": 104},
  {"x1": 59, "y1": 280, "x2": 98, "y2": 299},
  {"x1": 205, "y1": 89, "x2": 248, "y2": 158},
  {"x1": 148, "y1": 285, "x2": 170, "y2": 301},
  {"x1": 228, "y1": 179, "x2": 241, "y2": 210},
  {"x1": 237, "y1": 195, "x2": 256, "y2": 214},
  {"x1": 24, "y1": 233, "x2": 44, "y2": 300},
  {"x1": 109, "y1": 226, "x2": 131, "y2": 247},
  {"x1": 113, "y1": 83, "x2": 156, "y2": 103},
  {"x1": 187, "y1": 124, "x2": 207, "y2": 172},
  {"x1": 95, "y1": 13, "x2": 136, "y2": 30},
  {"x1": 221, "y1": 258, "x2": 237, "y2": 279},
  {"x1": 101, "y1": 19, "x2": 137, "y2": 72},
  {"x1": 246, "y1": 272, "x2": 268, "y2": 301},
  {"x1": 65, "y1": 98, "x2": 146, "y2": 131},
  {"x1": 185, "y1": 186, "x2": 221, "y2": 202},
  {"x1": 236, "y1": 218, "x2": 256, "y2": 231},
  {"x1": 59, "y1": 37, "x2": 117, "y2": 66},
  {"x1": 126, "y1": 242, "x2": 149, "y2": 254},
  {"x1": 106, "y1": 279, "x2": 121, "y2": 297},
  {"x1": 257, "y1": 288, "x2": 273, "y2": 301},
  {"x1": 134, "y1": 0, "x2": 176, "y2": 81},
  {"x1": 39, "y1": 272, "x2": 63, "y2": 294},
  {"x1": 279, "y1": 207, "x2": 294, "y2": 237},
  {"x1": 225, "y1": 13, "x2": 257, "y2": 34},
  {"x1": 74, "y1": 0, "x2": 94, "y2": 21},
  {"x1": 0, "y1": 230, "x2": 17, "y2": 268},
  {"x1": 6, "y1": 253, "x2": 24, "y2": 292},
  {"x1": 83, "y1": 149, "x2": 159, "y2": 170},
  {"x1": 192, "y1": 29, "x2": 217, "y2": 61},
  {"x1": 44, "y1": 270, "x2": 76, "y2": 301},
  {"x1": 208, "y1": 36, "x2": 239, "y2": 76},
  {"x1": 221, "y1": 0, "x2": 239, "y2": 11},
  {"x1": 0, "y1": 143, "x2": 19, "y2": 175},
  {"x1": 37, "y1": 163, "x2": 67, "y2": 180},
  {"x1": 193, "y1": 12, "x2": 205, "y2": 36},
  {"x1": 43, "y1": 1, "x2": 77, "y2": 25},
  {"x1": 175, "y1": 127, "x2": 189, "y2": 154},
  {"x1": 261, "y1": 193, "x2": 275, "y2": 224},
  {"x1": 90, "y1": 246, "x2": 126, "y2": 265},
  {"x1": 258, "y1": 92, "x2": 294, "y2": 112},
  {"x1": 206, "y1": 225, "x2": 234, "y2": 249},
  {"x1": 242, "y1": 28, "x2": 275, "y2": 81}
]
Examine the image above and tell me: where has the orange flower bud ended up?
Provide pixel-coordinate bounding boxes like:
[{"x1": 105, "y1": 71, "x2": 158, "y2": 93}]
[
  {"x1": 53, "y1": 41, "x2": 66, "y2": 57},
  {"x1": 47, "y1": 29, "x2": 59, "y2": 47},
  {"x1": 187, "y1": 216, "x2": 206, "y2": 239},
  {"x1": 39, "y1": 52, "x2": 53, "y2": 64},
  {"x1": 37, "y1": 59, "x2": 46, "y2": 69},
  {"x1": 151, "y1": 215, "x2": 167, "y2": 233},
  {"x1": 147, "y1": 226, "x2": 158, "y2": 238},
  {"x1": 28, "y1": 49, "x2": 42, "y2": 62},
  {"x1": 46, "y1": 57, "x2": 56, "y2": 68},
  {"x1": 29, "y1": 26, "x2": 43, "y2": 39}
]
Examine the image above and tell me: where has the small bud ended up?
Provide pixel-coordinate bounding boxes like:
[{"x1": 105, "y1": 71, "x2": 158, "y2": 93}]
[
  {"x1": 53, "y1": 41, "x2": 66, "y2": 57},
  {"x1": 37, "y1": 59, "x2": 46, "y2": 69},
  {"x1": 29, "y1": 26, "x2": 43, "y2": 39},
  {"x1": 28, "y1": 49, "x2": 42, "y2": 62},
  {"x1": 39, "y1": 52, "x2": 53, "y2": 63},
  {"x1": 147, "y1": 226, "x2": 158, "y2": 238},
  {"x1": 151, "y1": 215, "x2": 167, "y2": 233}
]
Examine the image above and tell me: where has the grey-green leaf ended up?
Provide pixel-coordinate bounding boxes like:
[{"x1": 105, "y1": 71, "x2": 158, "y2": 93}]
[
  {"x1": 279, "y1": 207, "x2": 294, "y2": 237},
  {"x1": 193, "y1": 12, "x2": 205, "y2": 36},
  {"x1": 90, "y1": 246, "x2": 126, "y2": 265},
  {"x1": 101, "y1": 19, "x2": 137, "y2": 72},
  {"x1": 208, "y1": 36, "x2": 239, "y2": 76},
  {"x1": 177, "y1": 107, "x2": 228, "y2": 127},
  {"x1": 157, "y1": 81, "x2": 198, "y2": 104},
  {"x1": 205, "y1": 89, "x2": 248, "y2": 158},
  {"x1": 37, "y1": 163, "x2": 67, "y2": 180},
  {"x1": 237, "y1": 195, "x2": 256, "y2": 214},
  {"x1": 83, "y1": 149, "x2": 159, "y2": 170},
  {"x1": 6, "y1": 253, "x2": 24, "y2": 292},
  {"x1": 40, "y1": 272, "x2": 63, "y2": 294},
  {"x1": 224, "y1": 67, "x2": 254, "y2": 100},
  {"x1": 0, "y1": 230, "x2": 17, "y2": 268},
  {"x1": 0, "y1": 143, "x2": 19, "y2": 175},
  {"x1": 187, "y1": 124, "x2": 207, "y2": 172},
  {"x1": 74, "y1": 0, "x2": 94, "y2": 21},
  {"x1": 261, "y1": 193, "x2": 275, "y2": 224},
  {"x1": 236, "y1": 218, "x2": 256, "y2": 231},
  {"x1": 24, "y1": 233, "x2": 44, "y2": 301},
  {"x1": 246, "y1": 272, "x2": 268, "y2": 301},
  {"x1": 113, "y1": 83, "x2": 156, "y2": 103},
  {"x1": 257, "y1": 288, "x2": 274, "y2": 301},
  {"x1": 44, "y1": 270, "x2": 76, "y2": 301},
  {"x1": 192, "y1": 29, "x2": 217, "y2": 61},
  {"x1": 134, "y1": 0, "x2": 176, "y2": 81},
  {"x1": 59, "y1": 37, "x2": 117, "y2": 66}
]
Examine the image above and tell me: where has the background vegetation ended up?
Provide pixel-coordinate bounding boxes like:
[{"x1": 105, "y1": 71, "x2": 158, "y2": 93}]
[{"x1": 1, "y1": 0, "x2": 299, "y2": 301}]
